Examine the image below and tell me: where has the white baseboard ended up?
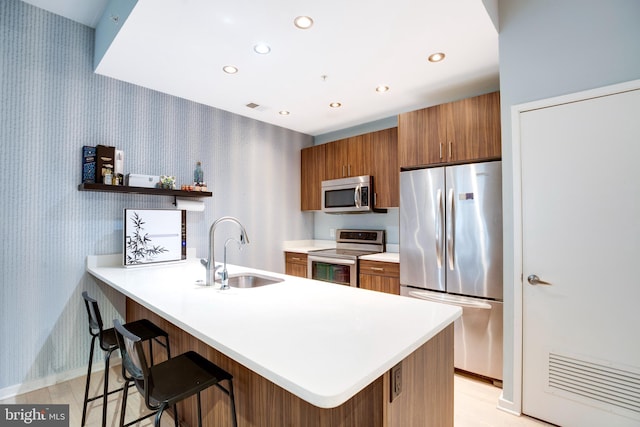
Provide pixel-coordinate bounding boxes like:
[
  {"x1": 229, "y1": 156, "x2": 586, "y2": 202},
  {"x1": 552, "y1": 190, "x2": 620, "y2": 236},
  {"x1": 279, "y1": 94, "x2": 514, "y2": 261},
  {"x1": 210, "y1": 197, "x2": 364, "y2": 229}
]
[
  {"x1": 497, "y1": 392, "x2": 521, "y2": 416},
  {"x1": 0, "y1": 358, "x2": 122, "y2": 401}
]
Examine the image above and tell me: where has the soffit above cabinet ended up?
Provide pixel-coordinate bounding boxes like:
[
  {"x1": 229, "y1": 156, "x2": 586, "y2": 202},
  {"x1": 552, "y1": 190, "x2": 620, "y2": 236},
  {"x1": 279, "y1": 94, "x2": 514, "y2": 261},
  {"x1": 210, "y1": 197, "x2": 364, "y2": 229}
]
[
  {"x1": 21, "y1": 0, "x2": 110, "y2": 27},
  {"x1": 91, "y1": 0, "x2": 498, "y2": 136}
]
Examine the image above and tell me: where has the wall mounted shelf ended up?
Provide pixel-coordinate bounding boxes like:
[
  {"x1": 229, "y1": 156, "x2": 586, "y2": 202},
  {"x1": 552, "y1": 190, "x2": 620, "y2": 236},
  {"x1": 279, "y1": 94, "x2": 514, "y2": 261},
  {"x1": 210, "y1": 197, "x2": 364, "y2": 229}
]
[{"x1": 78, "y1": 183, "x2": 212, "y2": 198}]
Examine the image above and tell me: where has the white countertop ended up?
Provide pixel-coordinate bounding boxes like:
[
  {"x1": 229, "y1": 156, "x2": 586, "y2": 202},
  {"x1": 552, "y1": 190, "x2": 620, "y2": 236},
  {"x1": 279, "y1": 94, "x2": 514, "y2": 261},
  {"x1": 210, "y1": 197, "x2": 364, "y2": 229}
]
[
  {"x1": 282, "y1": 239, "x2": 335, "y2": 254},
  {"x1": 359, "y1": 252, "x2": 399, "y2": 263},
  {"x1": 86, "y1": 255, "x2": 459, "y2": 408}
]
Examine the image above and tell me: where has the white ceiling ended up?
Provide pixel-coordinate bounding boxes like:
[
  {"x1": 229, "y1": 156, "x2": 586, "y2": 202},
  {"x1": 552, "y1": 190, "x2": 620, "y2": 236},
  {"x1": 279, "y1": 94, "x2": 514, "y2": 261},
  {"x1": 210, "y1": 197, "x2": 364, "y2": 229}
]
[{"x1": 21, "y1": 0, "x2": 499, "y2": 136}]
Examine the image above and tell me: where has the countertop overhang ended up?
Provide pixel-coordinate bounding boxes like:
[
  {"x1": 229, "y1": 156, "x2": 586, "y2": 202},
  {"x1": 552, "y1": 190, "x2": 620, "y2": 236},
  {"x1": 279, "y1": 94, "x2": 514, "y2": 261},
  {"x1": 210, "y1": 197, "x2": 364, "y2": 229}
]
[{"x1": 86, "y1": 255, "x2": 460, "y2": 408}]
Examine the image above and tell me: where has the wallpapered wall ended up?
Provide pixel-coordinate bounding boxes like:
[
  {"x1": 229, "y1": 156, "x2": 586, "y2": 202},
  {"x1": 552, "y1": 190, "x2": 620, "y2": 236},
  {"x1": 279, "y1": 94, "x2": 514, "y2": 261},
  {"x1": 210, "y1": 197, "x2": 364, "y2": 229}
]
[{"x1": 0, "y1": 0, "x2": 313, "y2": 394}]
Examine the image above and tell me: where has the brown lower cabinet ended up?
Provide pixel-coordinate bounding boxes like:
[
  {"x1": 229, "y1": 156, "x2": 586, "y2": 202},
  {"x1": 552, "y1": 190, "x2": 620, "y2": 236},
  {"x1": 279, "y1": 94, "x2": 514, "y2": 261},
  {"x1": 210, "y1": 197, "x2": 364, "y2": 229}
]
[
  {"x1": 359, "y1": 260, "x2": 400, "y2": 295},
  {"x1": 128, "y1": 299, "x2": 454, "y2": 427},
  {"x1": 285, "y1": 252, "x2": 308, "y2": 278}
]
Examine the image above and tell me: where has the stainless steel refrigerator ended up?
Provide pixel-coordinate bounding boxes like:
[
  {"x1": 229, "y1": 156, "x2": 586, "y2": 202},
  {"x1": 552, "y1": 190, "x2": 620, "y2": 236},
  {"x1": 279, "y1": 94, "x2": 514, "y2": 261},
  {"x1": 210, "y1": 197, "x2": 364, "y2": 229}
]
[{"x1": 400, "y1": 160, "x2": 503, "y2": 381}]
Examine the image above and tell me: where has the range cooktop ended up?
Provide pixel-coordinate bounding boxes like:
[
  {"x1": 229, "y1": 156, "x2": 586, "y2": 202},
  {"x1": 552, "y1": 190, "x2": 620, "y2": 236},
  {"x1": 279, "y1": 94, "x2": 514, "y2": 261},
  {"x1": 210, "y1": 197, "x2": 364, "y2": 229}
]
[{"x1": 309, "y1": 229, "x2": 385, "y2": 260}]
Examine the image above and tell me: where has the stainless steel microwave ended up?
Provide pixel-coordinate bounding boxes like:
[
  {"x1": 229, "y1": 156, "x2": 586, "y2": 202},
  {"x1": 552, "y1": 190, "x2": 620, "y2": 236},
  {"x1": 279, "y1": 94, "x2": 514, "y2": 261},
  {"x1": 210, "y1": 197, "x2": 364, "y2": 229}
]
[{"x1": 321, "y1": 175, "x2": 373, "y2": 213}]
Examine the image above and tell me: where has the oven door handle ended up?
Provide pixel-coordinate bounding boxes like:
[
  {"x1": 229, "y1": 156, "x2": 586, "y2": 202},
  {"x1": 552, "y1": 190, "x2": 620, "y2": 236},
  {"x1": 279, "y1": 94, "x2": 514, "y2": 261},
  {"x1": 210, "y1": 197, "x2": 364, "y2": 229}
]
[{"x1": 308, "y1": 256, "x2": 357, "y2": 266}]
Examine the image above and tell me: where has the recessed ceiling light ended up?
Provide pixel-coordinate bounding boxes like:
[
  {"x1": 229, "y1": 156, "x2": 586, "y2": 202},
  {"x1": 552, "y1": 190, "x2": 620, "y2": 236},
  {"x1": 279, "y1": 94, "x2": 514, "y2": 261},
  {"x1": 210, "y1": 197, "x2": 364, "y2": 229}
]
[
  {"x1": 254, "y1": 43, "x2": 271, "y2": 54},
  {"x1": 329, "y1": 102, "x2": 342, "y2": 108},
  {"x1": 376, "y1": 85, "x2": 390, "y2": 93},
  {"x1": 222, "y1": 65, "x2": 238, "y2": 74},
  {"x1": 279, "y1": 110, "x2": 290, "y2": 116},
  {"x1": 428, "y1": 52, "x2": 446, "y2": 63},
  {"x1": 294, "y1": 16, "x2": 314, "y2": 29}
]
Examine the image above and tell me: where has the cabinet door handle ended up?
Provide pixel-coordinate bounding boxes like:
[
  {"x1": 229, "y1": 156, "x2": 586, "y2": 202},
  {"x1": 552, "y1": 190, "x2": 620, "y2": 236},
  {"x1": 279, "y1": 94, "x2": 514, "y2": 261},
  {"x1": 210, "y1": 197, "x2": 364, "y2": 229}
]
[
  {"x1": 342, "y1": 165, "x2": 346, "y2": 177},
  {"x1": 439, "y1": 142, "x2": 443, "y2": 159},
  {"x1": 348, "y1": 164, "x2": 351, "y2": 176},
  {"x1": 291, "y1": 257, "x2": 301, "y2": 261},
  {"x1": 371, "y1": 267, "x2": 385, "y2": 271},
  {"x1": 448, "y1": 141, "x2": 452, "y2": 159}
]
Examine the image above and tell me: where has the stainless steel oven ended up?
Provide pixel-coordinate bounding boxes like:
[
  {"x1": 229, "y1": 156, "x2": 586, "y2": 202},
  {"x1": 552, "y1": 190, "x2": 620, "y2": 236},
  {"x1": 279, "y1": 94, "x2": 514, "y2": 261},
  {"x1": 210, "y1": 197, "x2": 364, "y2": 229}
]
[
  {"x1": 307, "y1": 229, "x2": 385, "y2": 287},
  {"x1": 308, "y1": 255, "x2": 358, "y2": 287}
]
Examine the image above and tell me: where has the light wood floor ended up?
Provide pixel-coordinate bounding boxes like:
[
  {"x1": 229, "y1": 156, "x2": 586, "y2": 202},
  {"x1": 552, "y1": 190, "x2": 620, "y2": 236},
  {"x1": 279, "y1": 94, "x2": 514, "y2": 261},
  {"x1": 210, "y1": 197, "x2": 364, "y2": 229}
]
[
  {"x1": 1, "y1": 368, "x2": 552, "y2": 426},
  {"x1": 0, "y1": 366, "x2": 175, "y2": 427},
  {"x1": 454, "y1": 372, "x2": 552, "y2": 427}
]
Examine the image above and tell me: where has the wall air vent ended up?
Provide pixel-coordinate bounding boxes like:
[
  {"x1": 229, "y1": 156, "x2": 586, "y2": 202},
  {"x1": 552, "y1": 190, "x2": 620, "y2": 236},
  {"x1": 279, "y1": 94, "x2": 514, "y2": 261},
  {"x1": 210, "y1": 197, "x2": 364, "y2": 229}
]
[
  {"x1": 548, "y1": 352, "x2": 640, "y2": 420},
  {"x1": 246, "y1": 102, "x2": 260, "y2": 109}
]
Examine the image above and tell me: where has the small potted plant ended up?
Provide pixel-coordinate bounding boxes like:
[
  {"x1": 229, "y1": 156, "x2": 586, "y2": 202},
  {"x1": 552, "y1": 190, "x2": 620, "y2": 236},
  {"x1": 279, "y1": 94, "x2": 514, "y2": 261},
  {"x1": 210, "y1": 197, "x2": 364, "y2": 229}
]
[{"x1": 160, "y1": 175, "x2": 176, "y2": 190}]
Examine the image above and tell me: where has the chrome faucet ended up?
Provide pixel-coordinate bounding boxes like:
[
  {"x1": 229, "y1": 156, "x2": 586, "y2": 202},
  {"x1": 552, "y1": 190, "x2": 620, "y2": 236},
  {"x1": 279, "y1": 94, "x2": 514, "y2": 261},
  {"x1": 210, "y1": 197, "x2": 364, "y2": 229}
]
[
  {"x1": 203, "y1": 216, "x2": 250, "y2": 287},
  {"x1": 219, "y1": 238, "x2": 243, "y2": 290}
]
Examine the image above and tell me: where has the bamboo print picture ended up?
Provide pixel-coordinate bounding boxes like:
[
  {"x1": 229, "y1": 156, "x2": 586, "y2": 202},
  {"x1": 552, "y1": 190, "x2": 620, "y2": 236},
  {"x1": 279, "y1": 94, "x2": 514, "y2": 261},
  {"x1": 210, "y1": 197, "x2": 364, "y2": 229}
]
[{"x1": 123, "y1": 209, "x2": 186, "y2": 266}]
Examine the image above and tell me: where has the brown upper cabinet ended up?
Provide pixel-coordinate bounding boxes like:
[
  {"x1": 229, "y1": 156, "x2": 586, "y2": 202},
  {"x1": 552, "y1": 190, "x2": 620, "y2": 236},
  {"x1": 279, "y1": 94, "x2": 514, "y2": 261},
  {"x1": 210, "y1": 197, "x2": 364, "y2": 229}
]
[
  {"x1": 324, "y1": 135, "x2": 372, "y2": 180},
  {"x1": 398, "y1": 91, "x2": 501, "y2": 169},
  {"x1": 370, "y1": 128, "x2": 399, "y2": 208},
  {"x1": 300, "y1": 144, "x2": 326, "y2": 211},
  {"x1": 300, "y1": 128, "x2": 399, "y2": 211}
]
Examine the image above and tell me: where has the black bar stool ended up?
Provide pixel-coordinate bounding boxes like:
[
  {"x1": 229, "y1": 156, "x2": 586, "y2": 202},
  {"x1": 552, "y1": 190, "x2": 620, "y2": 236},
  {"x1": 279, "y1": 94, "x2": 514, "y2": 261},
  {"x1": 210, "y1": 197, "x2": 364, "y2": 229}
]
[
  {"x1": 114, "y1": 319, "x2": 238, "y2": 427},
  {"x1": 81, "y1": 291, "x2": 171, "y2": 427}
]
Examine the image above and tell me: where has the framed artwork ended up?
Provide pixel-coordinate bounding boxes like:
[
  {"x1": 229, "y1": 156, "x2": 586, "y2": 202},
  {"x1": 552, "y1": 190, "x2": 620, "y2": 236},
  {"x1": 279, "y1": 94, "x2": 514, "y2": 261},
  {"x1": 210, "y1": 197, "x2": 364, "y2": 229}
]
[{"x1": 123, "y1": 208, "x2": 186, "y2": 266}]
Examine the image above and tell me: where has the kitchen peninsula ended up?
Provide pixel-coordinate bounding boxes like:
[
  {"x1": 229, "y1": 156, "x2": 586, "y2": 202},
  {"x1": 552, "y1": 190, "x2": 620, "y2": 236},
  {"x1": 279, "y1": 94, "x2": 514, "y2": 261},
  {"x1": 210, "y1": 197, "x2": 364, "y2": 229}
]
[{"x1": 86, "y1": 254, "x2": 461, "y2": 426}]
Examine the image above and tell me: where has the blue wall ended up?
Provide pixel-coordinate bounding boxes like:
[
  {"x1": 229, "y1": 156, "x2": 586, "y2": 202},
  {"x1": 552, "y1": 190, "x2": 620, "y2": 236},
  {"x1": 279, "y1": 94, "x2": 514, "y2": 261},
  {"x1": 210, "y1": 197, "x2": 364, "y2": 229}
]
[
  {"x1": 498, "y1": 0, "x2": 640, "y2": 409},
  {"x1": 0, "y1": 0, "x2": 312, "y2": 394}
]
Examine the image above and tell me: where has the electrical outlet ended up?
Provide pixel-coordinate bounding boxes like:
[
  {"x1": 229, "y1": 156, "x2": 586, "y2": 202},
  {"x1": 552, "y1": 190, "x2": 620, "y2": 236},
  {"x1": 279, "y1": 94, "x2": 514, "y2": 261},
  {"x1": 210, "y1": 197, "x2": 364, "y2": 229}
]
[
  {"x1": 329, "y1": 228, "x2": 336, "y2": 238},
  {"x1": 391, "y1": 362, "x2": 402, "y2": 402}
]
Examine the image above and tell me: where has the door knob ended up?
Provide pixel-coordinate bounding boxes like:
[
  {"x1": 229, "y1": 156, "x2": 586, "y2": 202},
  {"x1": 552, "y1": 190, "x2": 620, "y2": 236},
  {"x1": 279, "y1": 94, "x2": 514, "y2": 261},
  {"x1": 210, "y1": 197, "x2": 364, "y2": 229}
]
[{"x1": 527, "y1": 274, "x2": 552, "y2": 286}]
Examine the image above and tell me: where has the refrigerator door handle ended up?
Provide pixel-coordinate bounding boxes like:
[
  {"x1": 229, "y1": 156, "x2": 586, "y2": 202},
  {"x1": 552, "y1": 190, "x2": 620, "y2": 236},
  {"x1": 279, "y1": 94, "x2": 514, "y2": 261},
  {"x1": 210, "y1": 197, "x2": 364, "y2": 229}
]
[
  {"x1": 447, "y1": 188, "x2": 455, "y2": 270},
  {"x1": 436, "y1": 189, "x2": 444, "y2": 268},
  {"x1": 407, "y1": 291, "x2": 492, "y2": 310}
]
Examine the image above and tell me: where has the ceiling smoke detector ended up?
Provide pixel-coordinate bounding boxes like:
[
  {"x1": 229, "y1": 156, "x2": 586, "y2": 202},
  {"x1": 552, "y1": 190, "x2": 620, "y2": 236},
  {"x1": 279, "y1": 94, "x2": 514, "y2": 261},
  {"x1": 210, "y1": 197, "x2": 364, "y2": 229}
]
[{"x1": 246, "y1": 102, "x2": 260, "y2": 109}]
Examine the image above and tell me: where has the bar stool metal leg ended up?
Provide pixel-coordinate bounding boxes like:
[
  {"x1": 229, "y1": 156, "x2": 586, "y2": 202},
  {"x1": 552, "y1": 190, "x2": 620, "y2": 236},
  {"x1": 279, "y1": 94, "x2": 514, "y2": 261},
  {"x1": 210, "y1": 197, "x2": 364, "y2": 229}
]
[
  {"x1": 227, "y1": 379, "x2": 238, "y2": 427},
  {"x1": 119, "y1": 377, "x2": 129, "y2": 427},
  {"x1": 81, "y1": 334, "x2": 97, "y2": 426},
  {"x1": 101, "y1": 348, "x2": 116, "y2": 427}
]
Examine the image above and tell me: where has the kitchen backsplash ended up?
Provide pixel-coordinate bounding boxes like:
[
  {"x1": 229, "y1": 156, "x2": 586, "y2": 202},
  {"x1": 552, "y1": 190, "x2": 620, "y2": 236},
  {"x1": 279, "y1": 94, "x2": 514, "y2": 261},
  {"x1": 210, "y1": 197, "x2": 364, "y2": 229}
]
[{"x1": 313, "y1": 209, "x2": 399, "y2": 244}]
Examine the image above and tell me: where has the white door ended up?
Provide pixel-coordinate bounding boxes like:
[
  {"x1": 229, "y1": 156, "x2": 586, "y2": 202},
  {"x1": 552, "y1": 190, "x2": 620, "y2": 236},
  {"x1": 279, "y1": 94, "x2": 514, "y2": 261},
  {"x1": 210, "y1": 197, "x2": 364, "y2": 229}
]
[{"x1": 520, "y1": 87, "x2": 640, "y2": 426}]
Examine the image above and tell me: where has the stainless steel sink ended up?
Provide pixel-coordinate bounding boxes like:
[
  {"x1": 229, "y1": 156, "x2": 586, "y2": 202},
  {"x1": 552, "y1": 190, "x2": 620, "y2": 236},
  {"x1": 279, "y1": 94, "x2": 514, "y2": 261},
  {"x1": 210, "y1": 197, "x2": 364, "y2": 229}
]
[{"x1": 217, "y1": 273, "x2": 284, "y2": 288}]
